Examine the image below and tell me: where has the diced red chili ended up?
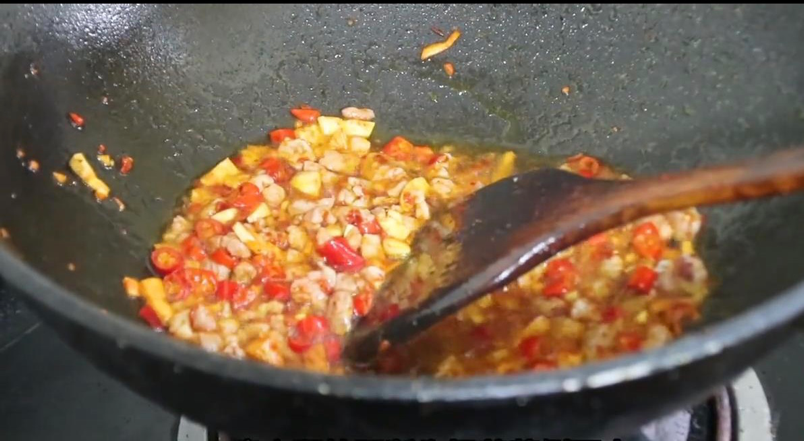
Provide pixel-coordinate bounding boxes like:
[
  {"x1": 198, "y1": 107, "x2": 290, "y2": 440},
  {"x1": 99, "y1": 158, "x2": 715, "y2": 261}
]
[
  {"x1": 587, "y1": 232, "x2": 613, "y2": 259},
  {"x1": 618, "y1": 332, "x2": 643, "y2": 352},
  {"x1": 195, "y1": 219, "x2": 225, "y2": 240},
  {"x1": 231, "y1": 285, "x2": 259, "y2": 310},
  {"x1": 259, "y1": 157, "x2": 293, "y2": 182},
  {"x1": 358, "y1": 219, "x2": 381, "y2": 235},
  {"x1": 542, "y1": 257, "x2": 577, "y2": 297},
  {"x1": 119, "y1": 155, "x2": 134, "y2": 175},
  {"x1": 353, "y1": 291, "x2": 373, "y2": 316},
  {"x1": 470, "y1": 325, "x2": 492, "y2": 340},
  {"x1": 318, "y1": 237, "x2": 365, "y2": 272},
  {"x1": 150, "y1": 247, "x2": 183, "y2": 275},
  {"x1": 231, "y1": 154, "x2": 246, "y2": 169},
  {"x1": 324, "y1": 335, "x2": 342, "y2": 363},
  {"x1": 428, "y1": 153, "x2": 450, "y2": 166},
  {"x1": 382, "y1": 136, "x2": 414, "y2": 160},
  {"x1": 269, "y1": 128, "x2": 296, "y2": 144},
  {"x1": 68, "y1": 112, "x2": 85, "y2": 129},
  {"x1": 187, "y1": 203, "x2": 204, "y2": 215},
  {"x1": 411, "y1": 146, "x2": 434, "y2": 164},
  {"x1": 164, "y1": 270, "x2": 192, "y2": 302},
  {"x1": 346, "y1": 210, "x2": 381, "y2": 235},
  {"x1": 628, "y1": 265, "x2": 658, "y2": 294},
  {"x1": 139, "y1": 305, "x2": 164, "y2": 331},
  {"x1": 239, "y1": 182, "x2": 261, "y2": 196},
  {"x1": 298, "y1": 315, "x2": 329, "y2": 337},
  {"x1": 601, "y1": 306, "x2": 623, "y2": 323},
  {"x1": 180, "y1": 236, "x2": 207, "y2": 262},
  {"x1": 546, "y1": 258, "x2": 575, "y2": 279},
  {"x1": 216, "y1": 280, "x2": 240, "y2": 301},
  {"x1": 211, "y1": 248, "x2": 238, "y2": 269},
  {"x1": 164, "y1": 268, "x2": 217, "y2": 301},
  {"x1": 263, "y1": 281, "x2": 291, "y2": 301},
  {"x1": 287, "y1": 315, "x2": 329, "y2": 353},
  {"x1": 578, "y1": 157, "x2": 600, "y2": 178},
  {"x1": 253, "y1": 257, "x2": 286, "y2": 284},
  {"x1": 231, "y1": 182, "x2": 263, "y2": 214},
  {"x1": 568, "y1": 154, "x2": 600, "y2": 178},
  {"x1": 518, "y1": 336, "x2": 542, "y2": 360},
  {"x1": 185, "y1": 268, "x2": 218, "y2": 297},
  {"x1": 632, "y1": 222, "x2": 664, "y2": 259},
  {"x1": 378, "y1": 303, "x2": 401, "y2": 322},
  {"x1": 290, "y1": 107, "x2": 321, "y2": 123}
]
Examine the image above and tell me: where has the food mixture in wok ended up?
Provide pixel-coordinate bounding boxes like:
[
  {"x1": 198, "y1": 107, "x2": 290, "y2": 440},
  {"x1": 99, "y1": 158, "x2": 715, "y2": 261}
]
[{"x1": 124, "y1": 106, "x2": 710, "y2": 376}]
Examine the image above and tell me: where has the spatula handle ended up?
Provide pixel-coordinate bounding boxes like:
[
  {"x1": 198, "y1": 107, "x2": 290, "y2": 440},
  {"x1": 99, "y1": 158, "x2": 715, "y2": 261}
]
[{"x1": 617, "y1": 147, "x2": 804, "y2": 216}]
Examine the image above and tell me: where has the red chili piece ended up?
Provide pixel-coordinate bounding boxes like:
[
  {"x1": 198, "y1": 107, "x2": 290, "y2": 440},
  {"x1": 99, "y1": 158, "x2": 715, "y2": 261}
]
[
  {"x1": 290, "y1": 107, "x2": 321, "y2": 123},
  {"x1": 263, "y1": 281, "x2": 291, "y2": 301},
  {"x1": 318, "y1": 237, "x2": 365, "y2": 272},
  {"x1": 216, "y1": 280, "x2": 240, "y2": 301},
  {"x1": 119, "y1": 155, "x2": 134, "y2": 175},
  {"x1": 150, "y1": 247, "x2": 183, "y2": 275},
  {"x1": 542, "y1": 257, "x2": 577, "y2": 297},
  {"x1": 269, "y1": 128, "x2": 296, "y2": 144},
  {"x1": 68, "y1": 112, "x2": 85, "y2": 129},
  {"x1": 627, "y1": 265, "x2": 658, "y2": 294},
  {"x1": 211, "y1": 248, "x2": 238, "y2": 269},
  {"x1": 195, "y1": 219, "x2": 225, "y2": 240},
  {"x1": 139, "y1": 305, "x2": 164, "y2": 331},
  {"x1": 287, "y1": 315, "x2": 329, "y2": 353},
  {"x1": 632, "y1": 222, "x2": 664, "y2": 259}
]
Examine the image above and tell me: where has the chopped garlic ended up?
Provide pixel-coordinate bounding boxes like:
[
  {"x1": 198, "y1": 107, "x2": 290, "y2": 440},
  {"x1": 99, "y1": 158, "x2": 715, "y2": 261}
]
[
  {"x1": 492, "y1": 151, "x2": 517, "y2": 182},
  {"x1": 232, "y1": 222, "x2": 256, "y2": 243},
  {"x1": 69, "y1": 153, "x2": 111, "y2": 200},
  {"x1": 211, "y1": 208, "x2": 239, "y2": 224},
  {"x1": 122, "y1": 277, "x2": 141, "y2": 298},
  {"x1": 317, "y1": 116, "x2": 343, "y2": 135},
  {"x1": 681, "y1": 240, "x2": 694, "y2": 256},
  {"x1": 382, "y1": 237, "x2": 411, "y2": 259},
  {"x1": 246, "y1": 203, "x2": 270, "y2": 223},
  {"x1": 199, "y1": 158, "x2": 240, "y2": 186},
  {"x1": 52, "y1": 171, "x2": 68, "y2": 185},
  {"x1": 290, "y1": 170, "x2": 322, "y2": 198},
  {"x1": 377, "y1": 210, "x2": 411, "y2": 240},
  {"x1": 399, "y1": 177, "x2": 430, "y2": 213},
  {"x1": 348, "y1": 136, "x2": 371, "y2": 154},
  {"x1": 97, "y1": 154, "x2": 115, "y2": 169},
  {"x1": 342, "y1": 119, "x2": 375, "y2": 138}
]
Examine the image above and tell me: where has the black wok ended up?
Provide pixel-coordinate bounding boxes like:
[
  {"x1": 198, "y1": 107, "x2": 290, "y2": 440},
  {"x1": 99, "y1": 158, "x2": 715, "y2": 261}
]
[{"x1": 2, "y1": 4, "x2": 804, "y2": 439}]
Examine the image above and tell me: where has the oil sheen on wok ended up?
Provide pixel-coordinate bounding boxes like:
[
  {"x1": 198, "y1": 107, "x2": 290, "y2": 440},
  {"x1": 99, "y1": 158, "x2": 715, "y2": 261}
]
[{"x1": 124, "y1": 105, "x2": 710, "y2": 377}]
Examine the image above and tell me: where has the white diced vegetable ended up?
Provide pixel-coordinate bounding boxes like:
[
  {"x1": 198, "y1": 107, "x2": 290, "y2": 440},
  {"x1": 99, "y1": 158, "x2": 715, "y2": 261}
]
[
  {"x1": 342, "y1": 119, "x2": 375, "y2": 137},
  {"x1": 246, "y1": 203, "x2": 270, "y2": 223},
  {"x1": 211, "y1": 208, "x2": 239, "y2": 223},
  {"x1": 290, "y1": 170, "x2": 322, "y2": 198},
  {"x1": 317, "y1": 116, "x2": 343, "y2": 135},
  {"x1": 382, "y1": 237, "x2": 411, "y2": 259},
  {"x1": 199, "y1": 158, "x2": 240, "y2": 186},
  {"x1": 232, "y1": 222, "x2": 257, "y2": 243}
]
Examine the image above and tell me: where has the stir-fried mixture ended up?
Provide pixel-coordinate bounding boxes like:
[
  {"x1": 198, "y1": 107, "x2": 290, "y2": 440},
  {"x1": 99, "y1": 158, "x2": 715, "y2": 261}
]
[{"x1": 124, "y1": 106, "x2": 710, "y2": 377}]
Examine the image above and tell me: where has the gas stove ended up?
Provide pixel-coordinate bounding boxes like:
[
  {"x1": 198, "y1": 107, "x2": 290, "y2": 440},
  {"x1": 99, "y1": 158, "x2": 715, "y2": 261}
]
[
  {"x1": 0, "y1": 286, "x2": 796, "y2": 440},
  {"x1": 174, "y1": 369, "x2": 771, "y2": 441}
]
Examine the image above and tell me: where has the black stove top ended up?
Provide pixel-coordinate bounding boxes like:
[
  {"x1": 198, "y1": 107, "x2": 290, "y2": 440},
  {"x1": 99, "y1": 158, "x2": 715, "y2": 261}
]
[{"x1": 0, "y1": 287, "x2": 801, "y2": 440}]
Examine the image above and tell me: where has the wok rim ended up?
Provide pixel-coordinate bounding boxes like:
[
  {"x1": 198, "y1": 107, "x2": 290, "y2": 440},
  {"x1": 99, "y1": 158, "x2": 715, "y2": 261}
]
[{"x1": 1, "y1": 244, "x2": 802, "y2": 403}]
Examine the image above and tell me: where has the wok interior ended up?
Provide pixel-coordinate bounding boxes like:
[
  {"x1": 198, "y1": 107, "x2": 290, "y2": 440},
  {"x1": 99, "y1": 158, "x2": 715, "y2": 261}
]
[{"x1": 2, "y1": 4, "x2": 804, "y2": 368}]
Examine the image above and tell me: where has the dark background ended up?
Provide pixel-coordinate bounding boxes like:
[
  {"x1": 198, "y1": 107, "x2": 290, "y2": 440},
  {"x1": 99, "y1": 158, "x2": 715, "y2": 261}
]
[{"x1": 1, "y1": 284, "x2": 802, "y2": 440}]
